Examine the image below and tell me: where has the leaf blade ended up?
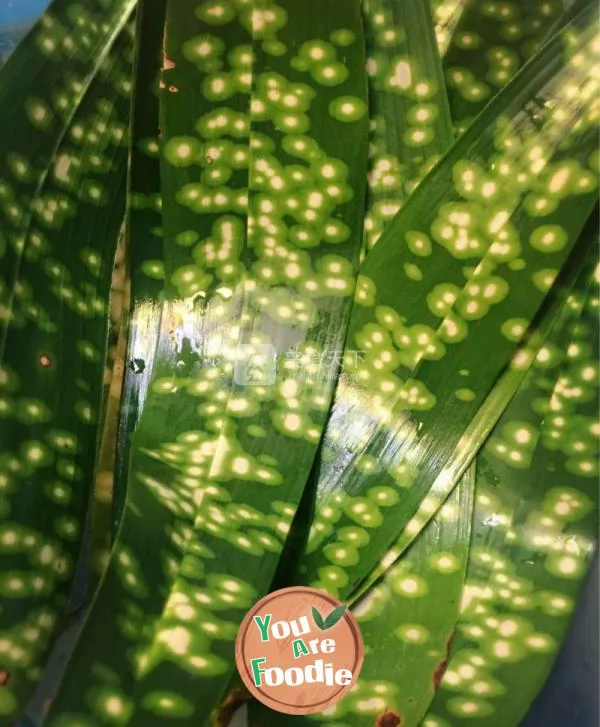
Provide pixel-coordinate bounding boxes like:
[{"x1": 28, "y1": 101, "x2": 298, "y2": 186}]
[
  {"x1": 362, "y1": 0, "x2": 455, "y2": 250},
  {"x1": 426, "y1": 230, "x2": 599, "y2": 726},
  {"x1": 442, "y1": 0, "x2": 564, "y2": 134},
  {"x1": 294, "y1": 0, "x2": 599, "y2": 601},
  {"x1": 0, "y1": 6, "x2": 136, "y2": 717}
]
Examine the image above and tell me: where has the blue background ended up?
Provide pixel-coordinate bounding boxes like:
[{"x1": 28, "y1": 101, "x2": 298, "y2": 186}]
[{"x1": 0, "y1": 0, "x2": 49, "y2": 25}]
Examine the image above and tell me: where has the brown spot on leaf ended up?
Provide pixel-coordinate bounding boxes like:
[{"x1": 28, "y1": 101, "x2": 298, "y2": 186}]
[
  {"x1": 0, "y1": 669, "x2": 10, "y2": 686},
  {"x1": 376, "y1": 710, "x2": 402, "y2": 727},
  {"x1": 433, "y1": 628, "x2": 457, "y2": 692},
  {"x1": 161, "y1": 26, "x2": 174, "y2": 71},
  {"x1": 446, "y1": 628, "x2": 456, "y2": 656},
  {"x1": 432, "y1": 658, "x2": 447, "y2": 691}
]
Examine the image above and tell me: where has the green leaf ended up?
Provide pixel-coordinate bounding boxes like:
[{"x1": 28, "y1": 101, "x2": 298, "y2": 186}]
[
  {"x1": 442, "y1": 0, "x2": 564, "y2": 134},
  {"x1": 87, "y1": 227, "x2": 129, "y2": 593},
  {"x1": 425, "y1": 224, "x2": 599, "y2": 726},
  {"x1": 269, "y1": 0, "x2": 457, "y2": 598},
  {"x1": 362, "y1": 0, "x2": 454, "y2": 250},
  {"x1": 337, "y1": 220, "x2": 598, "y2": 727},
  {"x1": 311, "y1": 606, "x2": 325, "y2": 630},
  {"x1": 0, "y1": 0, "x2": 136, "y2": 338},
  {"x1": 0, "y1": 1, "x2": 135, "y2": 717},
  {"x1": 249, "y1": 469, "x2": 475, "y2": 727},
  {"x1": 352, "y1": 211, "x2": 598, "y2": 595},
  {"x1": 133, "y1": 0, "x2": 368, "y2": 720},
  {"x1": 322, "y1": 603, "x2": 347, "y2": 629},
  {"x1": 111, "y1": 0, "x2": 168, "y2": 533},
  {"x1": 46, "y1": 0, "x2": 170, "y2": 721},
  {"x1": 2, "y1": 2, "x2": 596, "y2": 724},
  {"x1": 49, "y1": 0, "x2": 370, "y2": 724},
  {"x1": 342, "y1": 469, "x2": 474, "y2": 726},
  {"x1": 125, "y1": 1, "x2": 369, "y2": 720},
  {"x1": 293, "y1": 0, "x2": 598, "y2": 601},
  {"x1": 430, "y1": 0, "x2": 469, "y2": 55}
]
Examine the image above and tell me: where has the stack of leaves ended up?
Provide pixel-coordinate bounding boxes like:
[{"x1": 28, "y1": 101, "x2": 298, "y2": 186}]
[{"x1": 0, "y1": 0, "x2": 597, "y2": 726}]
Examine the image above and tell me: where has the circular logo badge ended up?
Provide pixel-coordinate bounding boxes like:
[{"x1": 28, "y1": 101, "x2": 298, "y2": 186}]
[{"x1": 235, "y1": 586, "x2": 364, "y2": 715}]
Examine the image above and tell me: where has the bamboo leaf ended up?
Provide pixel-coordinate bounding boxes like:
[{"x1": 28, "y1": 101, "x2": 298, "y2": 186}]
[
  {"x1": 88, "y1": 230, "x2": 130, "y2": 591},
  {"x1": 425, "y1": 233, "x2": 598, "y2": 726},
  {"x1": 339, "y1": 471, "x2": 474, "y2": 726},
  {"x1": 246, "y1": 5, "x2": 458, "y2": 724},
  {"x1": 293, "y1": 0, "x2": 457, "y2": 600},
  {"x1": 343, "y1": 219, "x2": 599, "y2": 727},
  {"x1": 112, "y1": 0, "x2": 168, "y2": 530},
  {"x1": 45, "y1": 1, "x2": 170, "y2": 721},
  {"x1": 246, "y1": 219, "x2": 597, "y2": 727},
  {"x1": 126, "y1": 1, "x2": 369, "y2": 722},
  {"x1": 353, "y1": 210, "x2": 598, "y2": 596},
  {"x1": 545, "y1": 0, "x2": 593, "y2": 39},
  {"x1": 362, "y1": 0, "x2": 454, "y2": 250},
  {"x1": 49, "y1": 0, "x2": 370, "y2": 724},
  {"x1": 249, "y1": 470, "x2": 475, "y2": 727},
  {"x1": 2, "y1": 2, "x2": 597, "y2": 724},
  {"x1": 292, "y1": 0, "x2": 598, "y2": 601},
  {"x1": 50, "y1": 0, "x2": 255, "y2": 717},
  {"x1": 442, "y1": 0, "x2": 564, "y2": 134},
  {"x1": 0, "y1": 3, "x2": 135, "y2": 717},
  {"x1": 0, "y1": 0, "x2": 136, "y2": 331},
  {"x1": 268, "y1": 0, "x2": 457, "y2": 597}
]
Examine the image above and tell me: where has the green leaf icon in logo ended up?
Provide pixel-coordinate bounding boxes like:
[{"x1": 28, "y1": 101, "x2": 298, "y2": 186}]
[
  {"x1": 312, "y1": 604, "x2": 346, "y2": 631},
  {"x1": 311, "y1": 607, "x2": 325, "y2": 630}
]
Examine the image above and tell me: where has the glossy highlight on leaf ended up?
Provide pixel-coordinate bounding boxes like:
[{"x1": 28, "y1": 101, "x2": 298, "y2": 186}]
[{"x1": 430, "y1": 0, "x2": 469, "y2": 55}]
